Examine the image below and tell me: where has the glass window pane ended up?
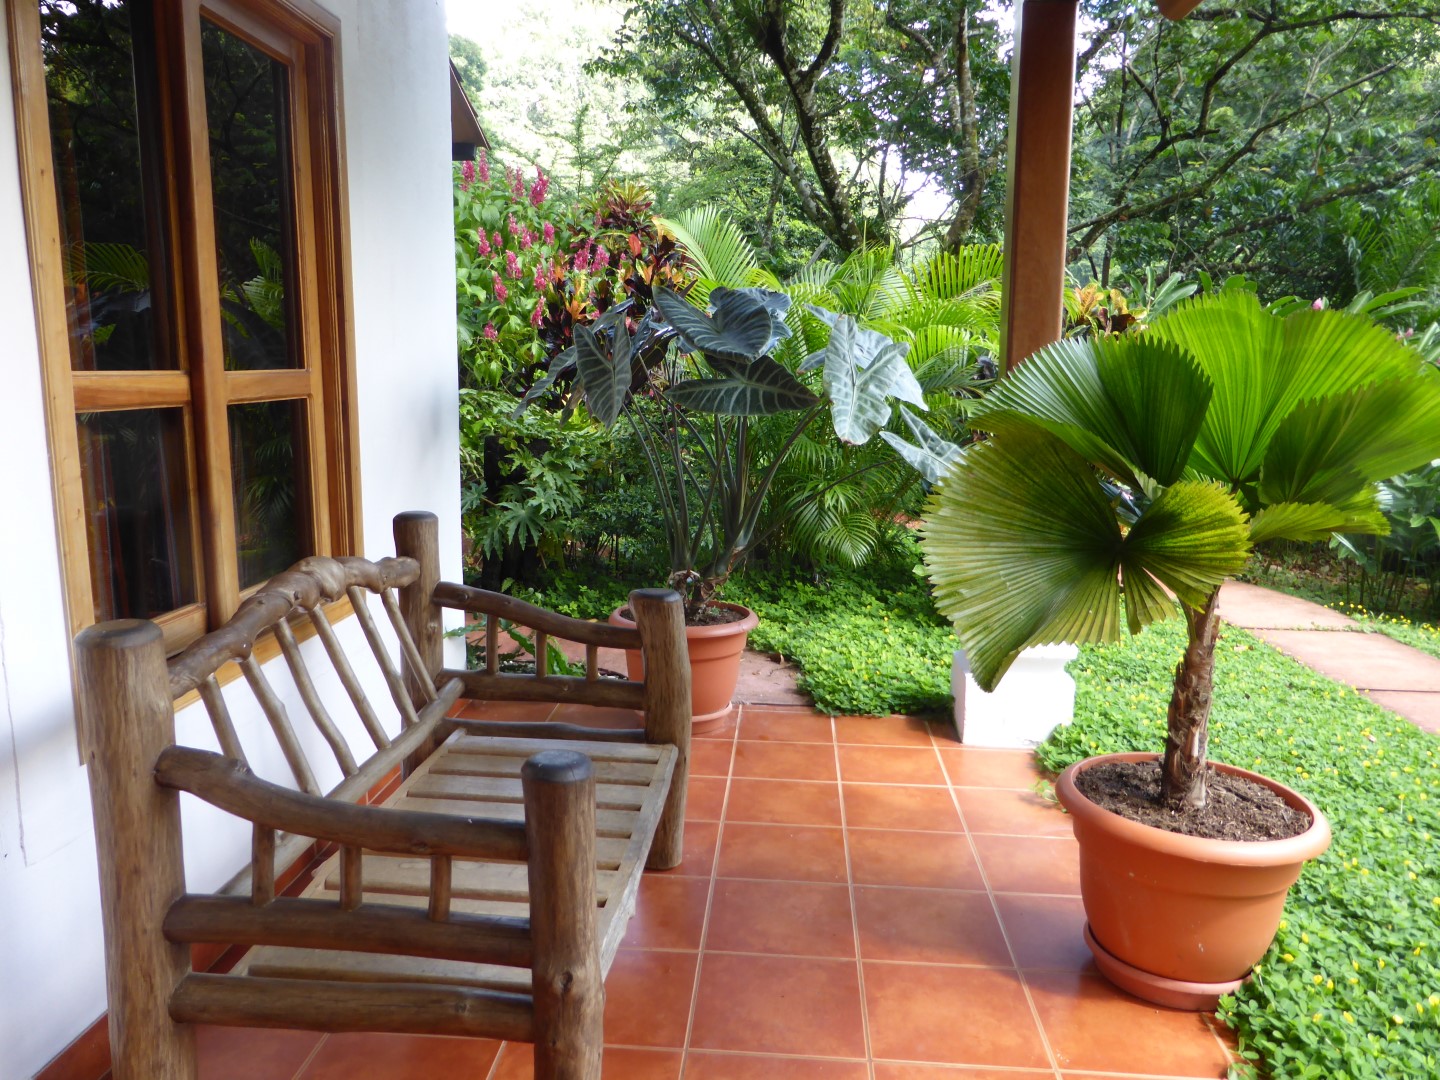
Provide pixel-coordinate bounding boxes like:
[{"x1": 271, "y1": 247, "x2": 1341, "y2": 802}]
[
  {"x1": 230, "y1": 400, "x2": 310, "y2": 588},
  {"x1": 77, "y1": 408, "x2": 197, "y2": 620},
  {"x1": 201, "y1": 20, "x2": 299, "y2": 371},
  {"x1": 42, "y1": 0, "x2": 173, "y2": 372}
]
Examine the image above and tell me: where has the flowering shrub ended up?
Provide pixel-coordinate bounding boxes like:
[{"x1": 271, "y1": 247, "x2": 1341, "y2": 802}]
[
  {"x1": 454, "y1": 151, "x2": 570, "y2": 388},
  {"x1": 454, "y1": 157, "x2": 694, "y2": 394}
]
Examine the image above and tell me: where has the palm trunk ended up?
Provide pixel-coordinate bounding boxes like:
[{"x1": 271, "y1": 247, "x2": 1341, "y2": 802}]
[{"x1": 1161, "y1": 588, "x2": 1222, "y2": 810}]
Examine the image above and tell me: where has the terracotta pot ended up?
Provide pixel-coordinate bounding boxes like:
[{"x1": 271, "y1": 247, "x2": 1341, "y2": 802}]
[
  {"x1": 1055, "y1": 752, "x2": 1331, "y2": 1010},
  {"x1": 609, "y1": 602, "x2": 759, "y2": 733}
]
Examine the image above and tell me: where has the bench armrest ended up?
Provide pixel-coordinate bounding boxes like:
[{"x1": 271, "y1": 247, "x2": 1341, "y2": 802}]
[{"x1": 156, "y1": 746, "x2": 528, "y2": 861}]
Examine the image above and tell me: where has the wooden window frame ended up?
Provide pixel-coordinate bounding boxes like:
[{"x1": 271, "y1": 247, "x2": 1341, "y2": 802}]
[{"x1": 8, "y1": 0, "x2": 362, "y2": 655}]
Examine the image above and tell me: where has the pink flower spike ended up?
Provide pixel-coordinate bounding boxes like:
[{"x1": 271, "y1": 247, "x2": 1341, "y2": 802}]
[
  {"x1": 459, "y1": 159, "x2": 475, "y2": 191},
  {"x1": 477, "y1": 149, "x2": 490, "y2": 183},
  {"x1": 543, "y1": 222, "x2": 555, "y2": 245},
  {"x1": 531, "y1": 300, "x2": 543, "y2": 328},
  {"x1": 492, "y1": 273, "x2": 508, "y2": 303},
  {"x1": 482, "y1": 322, "x2": 498, "y2": 341},
  {"x1": 1312, "y1": 297, "x2": 1326, "y2": 310},
  {"x1": 529, "y1": 166, "x2": 550, "y2": 207},
  {"x1": 519, "y1": 228, "x2": 534, "y2": 251},
  {"x1": 477, "y1": 231, "x2": 491, "y2": 256},
  {"x1": 505, "y1": 251, "x2": 521, "y2": 278},
  {"x1": 533, "y1": 261, "x2": 549, "y2": 290},
  {"x1": 592, "y1": 247, "x2": 611, "y2": 270},
  {"x1": 492, "y1": 231, "x2": 502, "y2": 252}
]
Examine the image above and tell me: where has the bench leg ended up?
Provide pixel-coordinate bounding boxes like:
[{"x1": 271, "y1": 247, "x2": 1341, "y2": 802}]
[
  {"x1": 76, "y1": 621, "x2": 198, "y2": 1079},
  {"x1": 523, "y1": 751, "x2": 603, "y2": 1080},
  {"x1": 630, "y1": 589, "x2": 691, "y2": 870}
]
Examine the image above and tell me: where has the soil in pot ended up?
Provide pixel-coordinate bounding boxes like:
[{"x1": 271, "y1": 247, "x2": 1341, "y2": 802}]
[
  {"x1": 1074, "y1": 759, "x2": 1311, "y2": 842},
  {"x1": 617, "y1": 605, "x2": 749, "y2": 628}
]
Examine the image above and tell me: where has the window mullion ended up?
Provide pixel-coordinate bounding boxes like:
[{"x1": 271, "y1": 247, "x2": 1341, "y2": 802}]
[{"x1": 167, "y1": 0, "x2": 242, "y2": 625}]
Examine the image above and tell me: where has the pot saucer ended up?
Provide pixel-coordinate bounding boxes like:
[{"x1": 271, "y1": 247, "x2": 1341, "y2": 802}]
[{"x1": 1084, "y1": 923, "x2": 1248, "y2": 1011}]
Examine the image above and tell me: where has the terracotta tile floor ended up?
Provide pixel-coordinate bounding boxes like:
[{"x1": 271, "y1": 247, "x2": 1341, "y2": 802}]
[{"x1": 187, "y1": 703, "x2": 1236, "y2": 1080}]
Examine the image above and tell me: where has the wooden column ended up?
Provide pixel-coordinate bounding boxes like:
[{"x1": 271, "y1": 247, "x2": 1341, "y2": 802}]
[
  {"x1": 629, "y1": 588, "x2": 691, "y2": 870},
  {"x1": 394, "y1": 511, "x2": 444, "y2": 769},
  {"x1": 523, "y1": 750, "x2": 604, "y2": 1080},
  {"x1": 75, "y1": 620, "x2": 198, "y2": 1080},
  {"x1": 998, "y1": 0, "x2": 1080, "y2": 371}
]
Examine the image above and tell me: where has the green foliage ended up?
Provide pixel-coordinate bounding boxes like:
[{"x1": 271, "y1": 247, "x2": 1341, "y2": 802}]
[
  {"x1": 1039, "y1": 621, "x2": 1440, "y2": 1080},
  {"x1": 731, "y1": 546, "x2": 956, "y2": 716},
  {"x1": 924, "y1": 292, "x2": 1440, "y2": 694},
  {"x1": 457, "y1": 388, "x2": 609, "y2": 575}
]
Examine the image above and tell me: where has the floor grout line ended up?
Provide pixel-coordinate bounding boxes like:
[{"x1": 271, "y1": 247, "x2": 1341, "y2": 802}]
[
  {"x1": 832, "y1": 711, "x2": 878, "y2": 1080},
  {"x1": 676, "y1": 703, "x2": 739, "y2": 1074},
  {"x1": 938, "y1": 735, "x2": 1066, "y2": 1080}
]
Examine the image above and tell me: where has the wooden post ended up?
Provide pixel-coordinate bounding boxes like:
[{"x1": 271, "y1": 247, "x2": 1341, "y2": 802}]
[
  {"x1": 75, "y1": 620, "x2": 197, "y2": 1080},
  {"x1": 998, "y1": 0, "x2": 1079, "y2": 371},
  {"x1": 394, "y1": 511, "x2": 444, "y2": 769},
  {"x1": 523, "y1": 751, "x2": 603, "y2": 1080},
  {"x1": 629, "y1": 588, "x2": 690, "y2": 870}
]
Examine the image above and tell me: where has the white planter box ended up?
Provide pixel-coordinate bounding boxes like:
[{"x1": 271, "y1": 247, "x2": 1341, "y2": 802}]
[{"x1": 951, "y1": 644, "x2": 1079, "y2": 748}]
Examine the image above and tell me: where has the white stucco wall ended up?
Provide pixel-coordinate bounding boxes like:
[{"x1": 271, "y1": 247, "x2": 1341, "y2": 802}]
[{"x1": 0, "y1": 1, "x2": 460, "y2": 1074}]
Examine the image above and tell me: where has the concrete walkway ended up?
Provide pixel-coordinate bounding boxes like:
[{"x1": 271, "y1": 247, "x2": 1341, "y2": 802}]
[{"x1": 1218, "y1": 580, "x2": 1440, "y2": 735}]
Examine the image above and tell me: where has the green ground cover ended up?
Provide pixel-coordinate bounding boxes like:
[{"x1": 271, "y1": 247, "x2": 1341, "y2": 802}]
[{"x1": 1042, "y1": 620, "x2": 1440, "y2": 1080}]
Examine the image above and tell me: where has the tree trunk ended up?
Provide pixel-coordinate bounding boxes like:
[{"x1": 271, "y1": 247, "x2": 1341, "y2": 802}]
[{"x1": 1161, "y1": 588, "x2": 1221, "y2": 810}]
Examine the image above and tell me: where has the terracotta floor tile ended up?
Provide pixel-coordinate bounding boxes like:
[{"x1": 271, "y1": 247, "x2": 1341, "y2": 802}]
[
  {"x1": 603, "y1": 949, "x2": 699, "y2": 1048},
  {"x1": 954, "y1": 787, "x2": 1072, "y2": 837},
  {"x1": 992, "y1": 894, "x2": 1093, "y2": 973},
  {"x1": 717, "y1": 822, "x2": 850, "y2": 883},
  {"x1": 739, "y1": 707, "x2": 835, "y2": 743},
  {"x1": 938, "y1": 747, "x2": 1045, "y2": 789},
  {"x1": 834, "y1": 714, "x2": 937, "y2": 747},
  {"x1": 687, "y1": 776, "x2": 729, "y2": 821},
  {"x1": 733, "y1": 740, "x2": 838, "y2": 781},
  {"x1": 854, "y1": 887, "x2": 1011, "y2": 967},
  {"x1": 873, "y1": 1067, "x2": 1054, "y2": 1080},
  {"x1": 970, "y1": 834, "x2": 1081, "y2": 895},
  {"x1": 725, "y1": 777, "x2": 843, "y2": 826},
  {"x1": 669, "y1": 820, "x2": 721, "y2": 877},
  {"x1": 195, "y1": 1025, "x2": 322, "y2": 1080},
  {"x1": 491, "y1": 1043, "x2": 683, "y2": 1079},
  {"x1": 690, "y1": 953, "x2": 867, "y2": 1057},
  {"x1": 300, "y1": 1033, "x2": 501, "y2": 1078},
  {"x1": 863, "y1": 962, "x2": 1050, "y2": 1068},
  {"x1": 622, "y1": 874, "x2": 712, "y2": 951},
  {"x1": 451, "y1": 698, "x2": 554, "y2": 722},
  {"x1": 684, "y1": 1052, "x2": 870, "y2": 1078},
  {"x1": 838, "y1": 746, "x2": 948, "y2": 786},
  {"x1": 696, "y1": 717, "x2": 741, "y2": 741},
  {"x1": 550, "y1": 703, "x2": 644, "y2": 730},
  {"x1": 847, "y1": 829, "x2": 984, "y2": 890},
  {"x1": 706, "y1": 879, "x2": 856, "y2": 957},
  {"x1": 842, "y1": 784, "x2": 964, "y2": 832},
  {"x1": 692, "y1": 739, "x2": 737, "y2": 777},
  {"x1": 1027, "y1": 971, "x2": 1231, "y2": 1077}
]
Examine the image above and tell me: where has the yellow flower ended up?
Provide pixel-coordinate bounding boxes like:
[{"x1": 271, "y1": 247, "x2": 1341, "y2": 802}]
[
  {"x1": 1283, "y1": 952, "x2": 1296, "y2": 963},
  {"x1": 1312, "y1": 1012, "x2": 1323, "y2": 1023},
  {"x1": 1301, "y1": 933, "x2": 1310, "y2": 944},
  {"x1": 1379, "y1": 959, "x2": 1387, "y2": 969},
  {"x1": 1313, "y1": 975, "x2": 1324, "y2": 985},
  {"x1": 1343, "y1": 1011, "x2": 1355, "y2": 1023}
]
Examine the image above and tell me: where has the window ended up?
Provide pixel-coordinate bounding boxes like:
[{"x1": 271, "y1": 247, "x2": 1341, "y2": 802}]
[{"x1": 9, "y1": 0, "x2": 358, "y2": 652}]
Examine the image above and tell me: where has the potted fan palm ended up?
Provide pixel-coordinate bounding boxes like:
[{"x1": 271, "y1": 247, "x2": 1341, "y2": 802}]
[
  {"x1": 920, "y1": 288, "x2": 1440, "y2": 1007},
  {"x1": 522, "y1": 284, "x2": 943, "y2": 728}
]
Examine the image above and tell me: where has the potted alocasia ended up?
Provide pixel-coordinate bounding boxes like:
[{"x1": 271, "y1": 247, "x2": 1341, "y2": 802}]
[
  {"x1": 920, "y1": 288, "x2": 1440, "y2": 1007},
  {"x1": 522, "y1": 285, "x2": 943, "y2": 728}
]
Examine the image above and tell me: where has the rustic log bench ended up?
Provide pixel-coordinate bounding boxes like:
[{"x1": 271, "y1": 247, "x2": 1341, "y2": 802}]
[{"x1": 76, "y1": 511, "x2": 690, "y2": 1080}]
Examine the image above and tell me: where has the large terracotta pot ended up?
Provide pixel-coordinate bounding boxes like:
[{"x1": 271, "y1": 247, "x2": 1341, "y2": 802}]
[
  {"x1": 1055, "y1": 752, "x2": 1331, "y2": 1010},
  {"x1": 609, "y1": 602, "x2": 759, "y2": 733}
]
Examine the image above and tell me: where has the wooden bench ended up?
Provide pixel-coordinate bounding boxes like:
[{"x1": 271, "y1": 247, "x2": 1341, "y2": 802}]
[{"x1": 76, "y1": 511, "x2": 690, "y2": 1080}]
